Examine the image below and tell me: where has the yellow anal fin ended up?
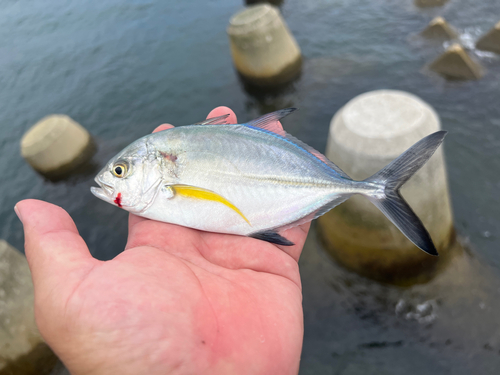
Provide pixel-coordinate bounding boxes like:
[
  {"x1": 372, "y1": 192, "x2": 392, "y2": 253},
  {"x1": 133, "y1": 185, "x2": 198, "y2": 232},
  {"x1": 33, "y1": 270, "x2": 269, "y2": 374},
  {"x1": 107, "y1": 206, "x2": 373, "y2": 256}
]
[{"x1": 170, "y1": 184, "x2": 251, "y2": 226}]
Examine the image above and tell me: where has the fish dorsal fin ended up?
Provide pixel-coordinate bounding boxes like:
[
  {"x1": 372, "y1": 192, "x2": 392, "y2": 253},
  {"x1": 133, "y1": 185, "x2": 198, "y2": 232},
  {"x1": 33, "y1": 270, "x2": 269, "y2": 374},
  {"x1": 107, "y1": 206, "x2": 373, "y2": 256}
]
[
  {"x1": 194, "y1": 114, "x2": 230, "y2": 125},
  {"x1": 245, "y1": 108, "x2": 297, "y2": 134}
]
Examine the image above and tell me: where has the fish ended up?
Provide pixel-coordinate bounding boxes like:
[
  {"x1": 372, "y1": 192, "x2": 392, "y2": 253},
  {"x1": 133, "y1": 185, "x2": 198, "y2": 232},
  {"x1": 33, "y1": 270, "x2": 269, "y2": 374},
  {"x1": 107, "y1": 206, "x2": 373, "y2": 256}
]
[{"x1": 91, "y1": 108, "x2": 447, "y2": 256}]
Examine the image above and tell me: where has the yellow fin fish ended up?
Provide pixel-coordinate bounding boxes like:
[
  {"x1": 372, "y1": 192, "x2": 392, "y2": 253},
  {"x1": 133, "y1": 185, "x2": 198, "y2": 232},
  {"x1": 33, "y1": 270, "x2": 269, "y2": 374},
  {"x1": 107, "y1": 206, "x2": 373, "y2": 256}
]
[{"x1": 91, "y1": 108, "x2": 446, "y2": 255}]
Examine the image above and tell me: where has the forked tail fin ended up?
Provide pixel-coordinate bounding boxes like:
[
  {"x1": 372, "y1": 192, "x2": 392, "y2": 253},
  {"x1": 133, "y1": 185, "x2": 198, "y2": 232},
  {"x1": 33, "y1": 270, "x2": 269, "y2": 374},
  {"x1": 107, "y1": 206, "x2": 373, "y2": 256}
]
[{"x1": 364, "y1": 131, "x2": 448, "y2": 256}]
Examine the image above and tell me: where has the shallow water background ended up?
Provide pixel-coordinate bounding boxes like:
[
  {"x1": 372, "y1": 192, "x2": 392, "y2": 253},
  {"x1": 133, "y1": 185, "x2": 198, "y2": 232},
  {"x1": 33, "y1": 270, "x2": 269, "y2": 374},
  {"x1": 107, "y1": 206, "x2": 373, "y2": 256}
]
[{"x1": 1, "y1": 0, "x2": 500, "y2": 373}]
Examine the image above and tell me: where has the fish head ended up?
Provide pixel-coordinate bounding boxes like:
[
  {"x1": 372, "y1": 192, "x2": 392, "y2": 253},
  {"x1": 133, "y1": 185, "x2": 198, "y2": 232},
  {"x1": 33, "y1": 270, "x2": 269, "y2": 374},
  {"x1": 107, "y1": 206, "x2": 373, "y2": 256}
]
[{"x1": 91, "y1": 138, "x2": 163, "y2": 213}]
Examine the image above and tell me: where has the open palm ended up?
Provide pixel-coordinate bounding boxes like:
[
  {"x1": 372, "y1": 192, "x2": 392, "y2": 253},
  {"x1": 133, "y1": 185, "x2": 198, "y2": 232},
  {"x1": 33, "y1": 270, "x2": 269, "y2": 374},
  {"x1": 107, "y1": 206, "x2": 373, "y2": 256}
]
[{"x1": 17, "y1": 107, "x2": 308, "y2": 375}]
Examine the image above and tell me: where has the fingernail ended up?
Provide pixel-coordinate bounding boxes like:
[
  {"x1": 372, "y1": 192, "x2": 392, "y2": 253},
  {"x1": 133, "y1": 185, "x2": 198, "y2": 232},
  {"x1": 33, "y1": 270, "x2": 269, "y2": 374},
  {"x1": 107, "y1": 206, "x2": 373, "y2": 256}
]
[{"x1": 14, "y1": 205, "x2": 23, "y2": 223}]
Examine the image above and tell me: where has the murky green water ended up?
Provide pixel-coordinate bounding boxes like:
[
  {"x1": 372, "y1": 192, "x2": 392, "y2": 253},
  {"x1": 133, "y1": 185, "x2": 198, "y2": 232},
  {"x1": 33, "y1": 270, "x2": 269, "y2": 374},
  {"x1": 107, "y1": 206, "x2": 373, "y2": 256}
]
[{"x1": 2, "y1": 0, "x2": 500, "y2": 373}]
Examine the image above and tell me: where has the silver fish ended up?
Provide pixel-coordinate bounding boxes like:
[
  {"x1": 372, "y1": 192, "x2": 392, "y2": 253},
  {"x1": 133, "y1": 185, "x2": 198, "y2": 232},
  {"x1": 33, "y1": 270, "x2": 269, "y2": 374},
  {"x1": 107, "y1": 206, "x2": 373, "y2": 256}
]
[{"x1": 91, "y1": 109, "x2": 446, "y2": 255}]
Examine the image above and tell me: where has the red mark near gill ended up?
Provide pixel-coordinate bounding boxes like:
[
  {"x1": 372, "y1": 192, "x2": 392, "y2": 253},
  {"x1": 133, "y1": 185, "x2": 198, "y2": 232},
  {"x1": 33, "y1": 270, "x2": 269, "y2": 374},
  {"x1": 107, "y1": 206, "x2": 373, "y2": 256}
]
[
  {"x1": 114, "y1": 193, "x2": 122, "y2": 208},
  {"x1": 160, "y1": 151, "x2": 177, "y2": 162}
]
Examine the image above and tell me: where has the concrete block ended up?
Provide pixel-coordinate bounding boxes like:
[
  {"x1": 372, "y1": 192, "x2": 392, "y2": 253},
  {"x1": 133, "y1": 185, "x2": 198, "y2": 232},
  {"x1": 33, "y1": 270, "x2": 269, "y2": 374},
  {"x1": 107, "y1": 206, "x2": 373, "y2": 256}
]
[
  {"x1": 0, "y1": 240, "x2": 57, "y2": 374},
  {"x1": 245, "y1": 0, "x2": 283, "y2": 5},
  {"x1": 476, "y1": 21, "x2": 500, "y2": 54},
  {"x1": 318, "y1": 90, "x2": 455, "y2": 284},
  {"x1": 429, "y1": 43, "x2": 484, "y2": 80},
  {"x1": 227, "y1": 4, "x2": 301, "y2": 87},
  {"x1": 414, "y1": 0, "x2": 449, "y2": 8},
  {"x1": 21, "y1": 115, "x2": 95, "y2": 181},
  {"x1": 421, "y1": 17, "x2": 458, "y2": 40}
]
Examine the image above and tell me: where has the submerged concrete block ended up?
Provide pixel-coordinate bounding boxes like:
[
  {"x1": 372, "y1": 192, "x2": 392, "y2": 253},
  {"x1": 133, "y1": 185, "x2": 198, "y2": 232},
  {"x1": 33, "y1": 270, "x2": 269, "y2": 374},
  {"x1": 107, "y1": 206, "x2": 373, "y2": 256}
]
[
  {"x1": 245, "y1": 0, "x2": 283, "y2": 5},
  {"x1": 0, "y1": 240, "x2": 57, "y2": 374},
  {"x1": 414, "y1": 0, "x2": 449, "y2": 7},
  {"x1": 421, "y1": 17, "x2": 458, "y2": 40},
  {"x1": 318, "y1": 90, "x2": 454, "y2": 284},
  {"x1": 227, "y1": 4, "x2": 302, "y2": 87},
  {"x1": 476, "y1": 21, "x2": 500, "y2": 54},
  {"x1": 21, "y1": 115, "x2": 95, "y2": 180},
  {"x1": 429, "y1": 44, "x2": 484, "y2": 80}
]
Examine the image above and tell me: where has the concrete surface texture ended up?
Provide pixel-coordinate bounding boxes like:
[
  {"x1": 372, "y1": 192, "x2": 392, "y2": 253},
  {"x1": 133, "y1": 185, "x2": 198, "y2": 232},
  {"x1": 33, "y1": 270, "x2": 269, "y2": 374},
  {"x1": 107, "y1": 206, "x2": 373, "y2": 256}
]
[
  {"x1": 318, "y1": 90, "x2": 455, "y2": 284},
  {"x1": 429, "y1": 43, "x2": 484, "y2": 80},
  {"x1": 20, "y1": 114, "x2": 93, "y2": 180},
  {"x1": 420, "y1": 17, "x2": 458, "y2": 40},
  {"x1": 476, "y1": 21, "x2": 500, "y2": 54},
  {"x1": 0, "y1": 240, "x2": 57, "y2": 374},
  {"x1": 414, "y1": 0, "x2": 449, "y2": 8},
  {"x1": 227, "y1": 4, "x2": 301, "y2": 86}
]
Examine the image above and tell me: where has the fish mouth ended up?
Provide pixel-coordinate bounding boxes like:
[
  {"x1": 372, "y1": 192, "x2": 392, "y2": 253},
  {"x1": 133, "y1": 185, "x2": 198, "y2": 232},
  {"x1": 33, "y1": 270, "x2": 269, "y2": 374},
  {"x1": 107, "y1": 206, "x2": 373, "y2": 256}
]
[{"x1": 91, "y1": 177, "x2": 114, "y2": 202}]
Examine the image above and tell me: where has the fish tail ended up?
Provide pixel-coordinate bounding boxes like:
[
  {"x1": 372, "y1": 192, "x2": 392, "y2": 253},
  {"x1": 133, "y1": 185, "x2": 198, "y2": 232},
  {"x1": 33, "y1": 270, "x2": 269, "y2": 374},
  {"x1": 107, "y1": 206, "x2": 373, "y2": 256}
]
[{"x1": 363, "y1": 131, "x2": 448, "y2": 256}]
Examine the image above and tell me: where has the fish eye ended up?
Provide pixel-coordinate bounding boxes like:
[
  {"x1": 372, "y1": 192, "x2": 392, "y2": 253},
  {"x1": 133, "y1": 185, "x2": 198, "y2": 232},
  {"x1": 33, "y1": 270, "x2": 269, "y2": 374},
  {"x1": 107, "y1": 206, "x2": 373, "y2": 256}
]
[{"x1": 112, "y1": 163, "x2": 128, "y2": 178}]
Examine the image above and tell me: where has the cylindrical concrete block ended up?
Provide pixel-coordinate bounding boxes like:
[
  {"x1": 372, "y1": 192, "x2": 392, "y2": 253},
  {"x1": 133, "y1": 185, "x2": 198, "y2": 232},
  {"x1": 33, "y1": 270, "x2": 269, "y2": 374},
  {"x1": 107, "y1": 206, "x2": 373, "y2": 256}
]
[
  {"x1": 246, "y1": 0, "x2": 283, "y2": 6},
  {"x1": 414, "y1": 0, "x2": 449, "y2": 8},
  {"x1": 227, "y1": 4, "x2": 302, "y2": 87},
  {"x1": 318, "y1": 90, "x2": 454, "y2": 284},
  {"x1": 21, "y1": 115, "x2": 94, "y2": 180}
]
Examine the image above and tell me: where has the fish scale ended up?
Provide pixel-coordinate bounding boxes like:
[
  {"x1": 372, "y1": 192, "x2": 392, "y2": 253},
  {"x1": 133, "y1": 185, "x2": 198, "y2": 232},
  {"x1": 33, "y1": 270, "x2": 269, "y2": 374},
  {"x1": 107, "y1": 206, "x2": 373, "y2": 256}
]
[
  {"x1": 91, "y1": 108, "x2": 446, "y2": 254},
  {"x1": 154, "y1": 126, "x2": 341, "y2": 232}
]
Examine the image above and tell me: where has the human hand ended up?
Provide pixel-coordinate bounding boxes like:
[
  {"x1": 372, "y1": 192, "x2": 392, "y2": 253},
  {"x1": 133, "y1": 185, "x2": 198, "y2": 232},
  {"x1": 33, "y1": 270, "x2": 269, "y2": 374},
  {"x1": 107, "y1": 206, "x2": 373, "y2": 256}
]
[{"x1": 16, "y1": 107, "x2": 310, "y2": 375}]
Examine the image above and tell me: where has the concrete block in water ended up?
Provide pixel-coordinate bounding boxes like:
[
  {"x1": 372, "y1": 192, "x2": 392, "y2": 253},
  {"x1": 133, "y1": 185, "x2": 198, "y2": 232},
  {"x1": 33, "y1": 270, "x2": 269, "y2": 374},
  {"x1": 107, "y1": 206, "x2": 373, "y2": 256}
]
[
  {"x1": 245, "y1": 0, "x2": 283, "y2": 5},
  {"x1": 0, "y1": 240, "x2": 57, "y2": 374},
  {"x1": 227, "y1": 4, "x2": 301, "y2": 87},
  {"x1": 429, "y1": 44, "x2": 483, "y2": 80},
  {"x1": 318, "y1": 90, "x2": 454, "y2": 284},
  {"x1": 476, "y1": 21, "x2": 500, "y2": 54},
  {"x1": 414, "y1": 0, "x2": 449, "y2": 7},
  {"x1": 21, "y1": 115, "x2": 94, "y2": 180},
  {"x1": 421, "y1": 17, "x2": 458, "y2": 40}
]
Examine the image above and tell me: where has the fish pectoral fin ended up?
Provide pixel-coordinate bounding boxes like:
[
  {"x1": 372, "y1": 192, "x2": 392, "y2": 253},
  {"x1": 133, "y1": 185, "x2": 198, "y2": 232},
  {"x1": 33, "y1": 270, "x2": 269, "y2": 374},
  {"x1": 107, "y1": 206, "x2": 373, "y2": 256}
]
[
  {"x1": 169, "y1": 184, "x2": 251, "y2": 226},
  {"x1": 249, "y1": 230, "x2": 294, "y2": 246}
]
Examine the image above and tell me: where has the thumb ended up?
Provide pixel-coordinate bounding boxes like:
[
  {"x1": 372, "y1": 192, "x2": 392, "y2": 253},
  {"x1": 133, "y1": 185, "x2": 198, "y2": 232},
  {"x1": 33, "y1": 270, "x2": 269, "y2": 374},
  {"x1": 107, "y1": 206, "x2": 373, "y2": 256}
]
[{"x1": 15, "y1": 199, "x2": 97, "y2": 299}]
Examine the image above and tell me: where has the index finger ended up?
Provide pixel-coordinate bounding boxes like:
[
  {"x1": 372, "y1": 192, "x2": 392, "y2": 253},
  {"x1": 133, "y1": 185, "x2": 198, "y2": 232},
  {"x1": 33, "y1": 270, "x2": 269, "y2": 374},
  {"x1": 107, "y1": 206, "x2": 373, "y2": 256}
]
[
  {"x1": 15, "y1": 200, "x2": 96, "y2": 297},
  {"x1": 208, "y1": 107, "x2": 286, "y2": 136},
  {"x1": 153, "y1": 123, "x2": 174, "y2": 133},
  {"x1": 207, "y1": 106, "x2": 238, "y2": 124}
]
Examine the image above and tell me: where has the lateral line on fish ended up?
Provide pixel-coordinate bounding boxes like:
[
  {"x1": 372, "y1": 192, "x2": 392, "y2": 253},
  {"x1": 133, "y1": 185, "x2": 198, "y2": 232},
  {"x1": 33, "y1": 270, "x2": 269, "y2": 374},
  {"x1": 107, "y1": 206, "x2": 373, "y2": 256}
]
[
  {"x1": 209, "y1": 171, "x2": 336, "y2": 188},
  {"x1": 170, "y1": 184, "x2": 251, "y2": 226},
  {"x1": 188, "y1": 149, "x2": 336, "y2": 187}
]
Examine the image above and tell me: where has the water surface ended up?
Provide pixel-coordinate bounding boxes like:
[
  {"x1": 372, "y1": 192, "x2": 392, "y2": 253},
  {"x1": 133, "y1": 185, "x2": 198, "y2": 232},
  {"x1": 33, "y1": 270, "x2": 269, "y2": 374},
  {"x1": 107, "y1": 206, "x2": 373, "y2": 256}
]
[{"x1": 2, "y1": 0, "x2": 500, "y2": 373}]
